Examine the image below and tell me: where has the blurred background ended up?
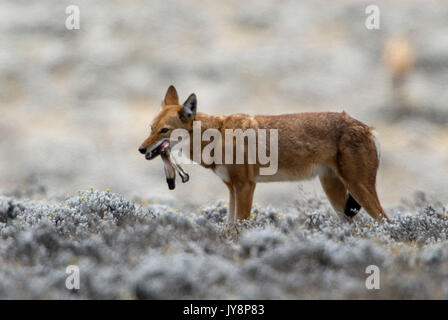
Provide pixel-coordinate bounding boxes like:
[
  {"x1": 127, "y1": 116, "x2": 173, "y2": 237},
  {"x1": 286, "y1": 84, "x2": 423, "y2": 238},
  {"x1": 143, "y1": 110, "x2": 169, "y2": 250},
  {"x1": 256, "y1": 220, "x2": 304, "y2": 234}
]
[{"x1": 0, "y1": 0, "x2": 447, "y2": 210}]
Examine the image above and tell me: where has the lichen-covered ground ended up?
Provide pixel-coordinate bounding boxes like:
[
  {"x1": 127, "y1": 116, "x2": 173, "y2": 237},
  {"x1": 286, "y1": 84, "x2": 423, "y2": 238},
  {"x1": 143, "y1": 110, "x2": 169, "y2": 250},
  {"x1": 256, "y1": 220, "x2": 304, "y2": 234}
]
[
  {"x1": 1, "y1": 190, "x2": 447, "y2": 299},
  {"x1": 1, "y1": 0, "x2": 448, "y2": 300}
]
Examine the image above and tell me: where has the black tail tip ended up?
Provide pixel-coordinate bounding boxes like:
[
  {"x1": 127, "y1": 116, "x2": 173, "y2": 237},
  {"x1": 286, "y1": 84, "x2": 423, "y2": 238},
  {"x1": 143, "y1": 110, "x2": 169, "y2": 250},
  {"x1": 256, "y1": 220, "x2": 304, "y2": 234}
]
[
  {"x1": 344, "y1": 193, "x2": 361, "y2": 217},
  {"x1": 167, "y1": 178, "x2": 175, "y2": 190}
]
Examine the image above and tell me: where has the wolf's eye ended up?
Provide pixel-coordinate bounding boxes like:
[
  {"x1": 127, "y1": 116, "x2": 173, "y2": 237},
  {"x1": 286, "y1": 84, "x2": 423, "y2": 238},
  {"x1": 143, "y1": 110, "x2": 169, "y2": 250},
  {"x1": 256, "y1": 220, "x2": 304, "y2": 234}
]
[{"x1": 160, "y1": 128, "x2": 169, "y2": 134}]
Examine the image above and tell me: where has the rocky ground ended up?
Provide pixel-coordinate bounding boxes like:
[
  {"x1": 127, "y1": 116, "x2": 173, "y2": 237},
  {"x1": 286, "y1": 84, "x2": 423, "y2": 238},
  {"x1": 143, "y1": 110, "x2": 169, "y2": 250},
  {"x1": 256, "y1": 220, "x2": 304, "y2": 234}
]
[{"x1": 1, "y1": 189, "x2": 447, "y2": 299}]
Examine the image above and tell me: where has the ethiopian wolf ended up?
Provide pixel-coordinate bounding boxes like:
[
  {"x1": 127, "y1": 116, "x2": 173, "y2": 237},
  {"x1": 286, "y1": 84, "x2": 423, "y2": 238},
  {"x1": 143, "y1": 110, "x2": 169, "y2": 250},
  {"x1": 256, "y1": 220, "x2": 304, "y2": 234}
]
[{"x1": 139, "y1": 85, "x2": 390, "y2": 224}]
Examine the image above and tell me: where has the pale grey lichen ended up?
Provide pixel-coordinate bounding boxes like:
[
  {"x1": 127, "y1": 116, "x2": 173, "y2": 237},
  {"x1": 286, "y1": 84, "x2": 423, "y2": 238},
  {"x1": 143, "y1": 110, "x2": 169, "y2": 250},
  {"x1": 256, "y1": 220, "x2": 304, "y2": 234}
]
[{"x1": 0, "y1": 190, "x2": 448, "y2": 299}]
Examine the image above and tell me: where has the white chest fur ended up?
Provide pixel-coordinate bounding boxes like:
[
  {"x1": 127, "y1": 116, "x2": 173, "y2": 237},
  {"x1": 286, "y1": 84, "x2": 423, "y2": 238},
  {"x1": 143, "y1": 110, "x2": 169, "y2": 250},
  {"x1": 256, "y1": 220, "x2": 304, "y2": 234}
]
[{"x1": 214, "y1": 165, "x2": 231, "y2": 183}]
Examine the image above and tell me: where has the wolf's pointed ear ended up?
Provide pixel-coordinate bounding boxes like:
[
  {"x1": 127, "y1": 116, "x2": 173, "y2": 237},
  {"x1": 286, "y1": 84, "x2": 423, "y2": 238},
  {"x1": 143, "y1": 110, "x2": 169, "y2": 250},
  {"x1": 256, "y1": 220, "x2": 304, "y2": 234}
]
[
  {"x1": 179, "y1": 94, "x2": 197, "y2": 121},
  {"x1": 162, "y1": 85, "x2": 179, "y2": 106}
]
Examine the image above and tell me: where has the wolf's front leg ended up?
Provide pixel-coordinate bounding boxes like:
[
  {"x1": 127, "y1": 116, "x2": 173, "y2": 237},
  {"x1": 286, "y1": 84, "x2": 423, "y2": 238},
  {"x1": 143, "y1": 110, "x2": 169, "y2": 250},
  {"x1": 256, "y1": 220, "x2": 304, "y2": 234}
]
[
  {"x1": 234, "y1": 182, "x2": 256, "y2": 221},
  {"x1": 225, "y1": 183, "x2": 236, "y2": 225}
]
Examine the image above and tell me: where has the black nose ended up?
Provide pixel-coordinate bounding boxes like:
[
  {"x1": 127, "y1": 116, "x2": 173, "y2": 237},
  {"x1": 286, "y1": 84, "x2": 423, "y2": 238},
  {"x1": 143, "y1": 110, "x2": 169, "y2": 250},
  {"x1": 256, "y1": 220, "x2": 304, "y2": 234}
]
[{"x1": 138, "y1": 146, "x2": 147, "y2": 154}]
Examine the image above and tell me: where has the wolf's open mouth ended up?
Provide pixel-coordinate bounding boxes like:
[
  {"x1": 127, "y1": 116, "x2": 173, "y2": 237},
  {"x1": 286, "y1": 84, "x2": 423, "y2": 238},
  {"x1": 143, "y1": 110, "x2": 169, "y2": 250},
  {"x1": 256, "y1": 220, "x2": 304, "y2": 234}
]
[{"x1": 145, "y1": 140, "x2": 170, "y2": 160}]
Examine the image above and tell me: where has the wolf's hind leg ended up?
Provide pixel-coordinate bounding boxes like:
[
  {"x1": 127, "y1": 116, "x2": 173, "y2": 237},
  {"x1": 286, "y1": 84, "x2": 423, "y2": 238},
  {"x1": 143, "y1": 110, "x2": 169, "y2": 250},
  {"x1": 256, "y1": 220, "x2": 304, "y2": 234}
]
[{"x1": 337, "y1": 132, "x2": 390, "y2": 222}]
